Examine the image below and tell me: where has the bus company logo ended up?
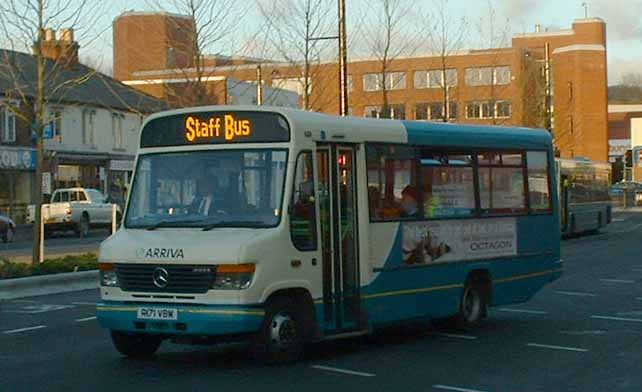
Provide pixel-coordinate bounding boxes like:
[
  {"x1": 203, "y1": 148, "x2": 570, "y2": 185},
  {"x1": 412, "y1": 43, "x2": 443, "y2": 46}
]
[{"x1": 136, "y1": 247, "x2": 185, "y2": 259}]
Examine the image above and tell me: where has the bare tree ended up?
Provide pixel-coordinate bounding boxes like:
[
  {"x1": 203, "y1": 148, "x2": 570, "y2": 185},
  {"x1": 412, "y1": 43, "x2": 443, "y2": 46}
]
[
  {"x1": 145, "y1": 0, "x2": 249, "y2": 108},
  {"x1": 475, "y1": 0, "x2": 512, "y2": 125},
  {"x1": 257, "y1": 0, "x2": 334, "y2": 110},
  {"x1": 362, "y1": 0, "x2": 420, "y2": 119},
  {"x1": 423, "y1": 0, "x2": 468, "y2": 122},
  {"x1": 0, "y1": 0, "x2": 103, "y2": 264}
]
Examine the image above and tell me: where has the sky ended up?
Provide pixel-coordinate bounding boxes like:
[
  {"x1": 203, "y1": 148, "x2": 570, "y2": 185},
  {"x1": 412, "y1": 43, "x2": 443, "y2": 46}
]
[{"x1": 5, "y1": 0, "x2": 642, "y2": 84}]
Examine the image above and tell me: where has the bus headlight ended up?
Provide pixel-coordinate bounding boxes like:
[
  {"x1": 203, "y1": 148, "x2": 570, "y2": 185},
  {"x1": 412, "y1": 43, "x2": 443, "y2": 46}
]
[
  {"x1": 99, "y1": 263, "x2": 119, "y2": 287},
  {"x1": 212, "y1": 264, "x2": 255, "y2": 290}
]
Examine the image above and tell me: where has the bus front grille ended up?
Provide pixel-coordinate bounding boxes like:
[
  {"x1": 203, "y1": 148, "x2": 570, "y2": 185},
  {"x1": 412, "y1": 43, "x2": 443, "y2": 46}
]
[{"x1": 115, "y1": 264, "x2": 215, "y2": 294}]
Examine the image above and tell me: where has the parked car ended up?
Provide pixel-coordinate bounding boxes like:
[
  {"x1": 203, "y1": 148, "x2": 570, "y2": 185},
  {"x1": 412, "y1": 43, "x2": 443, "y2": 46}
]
[
  {"x1": 609, "y1": 181, "x2": 642, "y2": 206},
  {"x1": 28, "y1": 188, "x2": 121, "y2": 237},
  {"x1": 0, "y1": 214, "x2": 16, "y2": 243}
]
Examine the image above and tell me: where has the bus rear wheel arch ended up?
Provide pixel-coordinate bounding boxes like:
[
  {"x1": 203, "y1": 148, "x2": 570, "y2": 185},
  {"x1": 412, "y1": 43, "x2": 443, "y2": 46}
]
[{"x1": 251, "y1": 289, "x2": 316, "y2": 364}]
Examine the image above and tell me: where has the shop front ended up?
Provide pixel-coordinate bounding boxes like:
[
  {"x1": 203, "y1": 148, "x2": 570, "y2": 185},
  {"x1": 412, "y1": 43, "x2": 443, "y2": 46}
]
[{"x1": 0, "y1": 146, "x2": 36, "y2": 223}]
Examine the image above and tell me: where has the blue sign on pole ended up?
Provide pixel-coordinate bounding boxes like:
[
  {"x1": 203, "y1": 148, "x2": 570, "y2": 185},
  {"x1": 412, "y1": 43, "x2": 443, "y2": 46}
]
[{"x1": 43, "y1": 122, "x2": 53, "y2": 139}]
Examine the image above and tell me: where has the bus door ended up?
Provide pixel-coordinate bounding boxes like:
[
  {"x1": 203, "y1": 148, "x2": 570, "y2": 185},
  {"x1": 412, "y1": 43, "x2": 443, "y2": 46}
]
[{"x1": 316, "y1": 144, "x2": 361, "y2": 333}]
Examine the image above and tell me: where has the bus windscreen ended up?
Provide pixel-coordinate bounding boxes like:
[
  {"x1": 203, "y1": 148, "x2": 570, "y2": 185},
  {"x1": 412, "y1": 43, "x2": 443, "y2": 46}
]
[{"x1": 140, "y1": 111, "x2": 290, "y2": 148}]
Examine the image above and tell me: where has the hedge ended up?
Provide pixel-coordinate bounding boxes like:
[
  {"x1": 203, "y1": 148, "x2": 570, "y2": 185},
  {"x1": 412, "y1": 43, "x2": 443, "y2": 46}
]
[{"x1": 0, "y1": 253, "x2": 98, "y2": 279}]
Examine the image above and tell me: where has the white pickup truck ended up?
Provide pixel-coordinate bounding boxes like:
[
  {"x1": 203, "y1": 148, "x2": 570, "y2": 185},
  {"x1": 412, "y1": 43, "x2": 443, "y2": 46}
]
[{"x1": 28, "y1": 188, "x2": 121, "y2": 237}]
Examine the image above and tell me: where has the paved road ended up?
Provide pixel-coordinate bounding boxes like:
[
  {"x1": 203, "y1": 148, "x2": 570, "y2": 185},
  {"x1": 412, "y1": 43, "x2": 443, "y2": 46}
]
[
  {"x1": 2, "y1": 212, "x2": 642, "y2": 391},
  {"x1": 0, "y1": 230, "x2": 110, "y2": 261}
]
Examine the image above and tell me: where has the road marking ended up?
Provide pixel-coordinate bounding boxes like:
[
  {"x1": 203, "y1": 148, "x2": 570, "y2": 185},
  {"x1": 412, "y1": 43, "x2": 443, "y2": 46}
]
[
  {"x1": 591, "y1": 315, "x2": 642, "y2": 323},
  {"x1": 75, "y1": 316, "x2": 97, "y2": 322},
  {"x1": 9, "y1": 299, "x2": 37, "y2": 303},
  {"x1": 499, "y1": 308, "x2": 547, "y2": 315},
  {"x1": 526, "y1": 343, "x2": 588, "y2": 352},
  {"x1": 600, "y1": 279, "x2": 635, "y2": 284},
  {"x1": 72, "y1": 302, "x2": 97, "y2": 306},
  {"x1": 3, "y1": 325, "x2": 46, "y2": 334},
  {"x1": 633, "y1": 269, "x2": 642, "y2": 273},
  {"x1": 433, "y1": 385, "x2": 487, "y2": 392},
  {"x1": 311, "y1": 365, "x2": 375, "y2": 377},
  {"x1": 5, "y1": 304, "x2": 74, "y2": 314},
  {"x1": 555, "y1": 290, "x2": 596, "y2": 297},
  {"x1": 612, "y1": 218, "x2": 625, "y2": 222},
  {"x1": 559, "y1": 330, "x2": 606, "y2": 336},
  {"x1": 431, "y1": 332, "x2": 478, "y2": 340}
]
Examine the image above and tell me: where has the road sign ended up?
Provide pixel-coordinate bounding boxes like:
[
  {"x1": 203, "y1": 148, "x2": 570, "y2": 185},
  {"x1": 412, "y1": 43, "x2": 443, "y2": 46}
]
[
  {"x1": 43, "y1": 123, "x2": 54, "y2": 139},
  {"x1": 42, "y1": 172, "x2": 52, "y2": 194}
]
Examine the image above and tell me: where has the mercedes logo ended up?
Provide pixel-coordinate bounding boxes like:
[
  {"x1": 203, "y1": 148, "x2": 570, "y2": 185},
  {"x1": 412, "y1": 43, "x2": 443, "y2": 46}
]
[{"x1": 152, "y1": 267, "x2": 170, "y2": 288}]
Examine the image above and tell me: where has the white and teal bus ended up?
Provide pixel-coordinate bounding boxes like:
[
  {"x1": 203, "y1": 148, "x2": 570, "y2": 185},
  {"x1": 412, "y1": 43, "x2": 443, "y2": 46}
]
[{"x1": 97, "y1": 106, "x2": 562, "y2": 363}]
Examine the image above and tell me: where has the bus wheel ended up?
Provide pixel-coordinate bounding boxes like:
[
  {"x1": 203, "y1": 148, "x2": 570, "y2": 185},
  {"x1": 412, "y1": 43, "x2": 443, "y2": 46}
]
[
  {"x1": 454, "y1": 281, "x2": 486, "y2": 329},
  {"x1": 251, "y1": 296, "x2": 304, "y2": 364},
  {"x1": 110, "y1": 331, "x2": 162, "y2": 358}
]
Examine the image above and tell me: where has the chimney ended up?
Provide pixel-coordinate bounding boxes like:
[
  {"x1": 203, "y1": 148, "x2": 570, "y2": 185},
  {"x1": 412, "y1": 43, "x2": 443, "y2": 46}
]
[
  {"x1": 35, "y1": 27, "x2": 80, "y2": 66},
  {"x1": 535, "y1": 24, "x2": 541, "y2": 33}
]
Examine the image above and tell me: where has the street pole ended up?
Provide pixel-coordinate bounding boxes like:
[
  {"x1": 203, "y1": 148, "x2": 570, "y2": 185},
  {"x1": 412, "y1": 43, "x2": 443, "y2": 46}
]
[
  {"x1": 32, "y1": 2, "x2": 45, "y2": 265},
  {"x1": 256, "y1": 64, "x2": 263, "y2": 105},
  {"x1": 544, "y1": 42, "x2": 552, "y2": 134},
  {"x1": 338, "y1": 0, "x2": 348, "y2": 116}
]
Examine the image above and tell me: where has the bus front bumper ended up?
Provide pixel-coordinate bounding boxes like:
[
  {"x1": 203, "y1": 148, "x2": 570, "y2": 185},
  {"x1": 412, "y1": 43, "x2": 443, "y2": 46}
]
[{"x1": 96, "y1": 301, "x2": 265, "y2": 337}]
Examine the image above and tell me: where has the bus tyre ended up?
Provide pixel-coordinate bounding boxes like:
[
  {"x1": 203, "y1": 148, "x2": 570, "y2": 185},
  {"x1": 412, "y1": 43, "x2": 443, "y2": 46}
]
[
  {"x1": 454, "y1": 281, "x2": 486, "y2": 329},
  {"x1": 251, "y1": 296, "x2": 304, "y2": 364},
  {"x1": 110, "y1": 331, "x2": 162, "y2": 358}
]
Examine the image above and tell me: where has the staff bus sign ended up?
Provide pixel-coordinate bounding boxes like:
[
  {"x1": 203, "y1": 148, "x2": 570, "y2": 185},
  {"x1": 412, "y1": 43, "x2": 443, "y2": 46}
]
[
  {"x1": 185, "y1": 114, "x2": 251, "y2": 142},
  {"x1": 140, "y1": 111, "x2": 290, "y2": 148}
]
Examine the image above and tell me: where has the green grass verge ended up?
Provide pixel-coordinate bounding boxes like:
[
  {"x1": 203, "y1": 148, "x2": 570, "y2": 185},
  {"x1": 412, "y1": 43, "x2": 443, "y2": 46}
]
[{"x1": 0, "y1": 253, "x2": 98, "y2": 279}]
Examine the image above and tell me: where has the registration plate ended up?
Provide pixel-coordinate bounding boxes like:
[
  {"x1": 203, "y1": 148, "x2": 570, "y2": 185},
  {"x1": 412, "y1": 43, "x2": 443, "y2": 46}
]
[{"x1": 137, "y1": 307, "x2": 178, "y2": 320}]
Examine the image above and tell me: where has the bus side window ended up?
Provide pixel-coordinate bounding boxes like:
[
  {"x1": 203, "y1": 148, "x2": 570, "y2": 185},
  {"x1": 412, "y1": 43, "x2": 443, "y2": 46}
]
[{"x1": 290, "y1": 151, "x2": 317, "y2": 251}]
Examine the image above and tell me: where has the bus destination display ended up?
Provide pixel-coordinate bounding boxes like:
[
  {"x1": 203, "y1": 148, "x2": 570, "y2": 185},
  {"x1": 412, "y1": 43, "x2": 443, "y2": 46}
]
[{"x1": 140, "y1": 111, "x2": 290, "y2": 148}]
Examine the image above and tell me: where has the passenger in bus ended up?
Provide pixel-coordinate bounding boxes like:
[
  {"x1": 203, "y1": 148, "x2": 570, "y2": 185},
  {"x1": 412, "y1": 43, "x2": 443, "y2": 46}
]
[{"x1": 400, "y1": 185, "x2": 419, "y2": 218}]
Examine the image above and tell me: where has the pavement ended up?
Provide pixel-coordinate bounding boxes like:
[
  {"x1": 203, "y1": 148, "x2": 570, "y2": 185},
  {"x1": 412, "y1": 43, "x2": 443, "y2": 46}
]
[{"x1": 2, "y1": 211, "x2": 642, "y2": 391}]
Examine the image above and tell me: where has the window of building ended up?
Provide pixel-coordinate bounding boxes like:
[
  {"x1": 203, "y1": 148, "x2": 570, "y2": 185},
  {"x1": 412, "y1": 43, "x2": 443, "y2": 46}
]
[
  {"x1": 112, "y1": 113, "x2": 124, "y2": 149},
  {"x1": 48, "y1": 108, "x2": 63, "y2": 140},
  {"x1": 363, "y1": 72, "x2": 406, "y2": 91},
  {"x1": 478, "y1": 152, "x2": 526, "y2": 214},
  {"x1": 495, "y1": 101, "x2": 512, "y2": 118},
  {"x1": 414, "y1": 69, "x2": 458, "y2": 89},
  {"x1": 466, "y1": 102, "x2": 482, "y2": 119},
  {"x1": 495, "y1": 66, "x2": 511, "y2": 85},
  {"x1": 363, "y1": 73, "x2": 381, "y2": 92},
  {"x1": 465, "y1": 67, "x2": 492, "y2": 86},
  {"x1": 420, "y1": 151, "x2": 475, "y2": 218},
  {"x1": 365, "y1": 104, "x2": 405, "y2": 119},
  {"x1": 290, "y1": 151, "x2": 317, "y2": 250},
  {"x1": 82, "y1": 109, "x2": 96, "y2": 147},
  {"x1": 526, "y1": 151, "x2": 551, "y2": 211},
  {"x1": 466, "y1": 101, "x2": 511, "y2": 119},
  {"x1": 347, "y1": 74, "x2": 353, "y2": 92},
  {"x1": 416, "y1": 102, "x2": 457, "y2": 121},
  {"x1": 0, "y1": 103, "x2": 17, "y2": 143},
  {"x1": 465, "y1": 66, "x2": 511, "y2": 86},
  {"x1": 366, "y1": 144, "x2": 417, "y2": 220}
]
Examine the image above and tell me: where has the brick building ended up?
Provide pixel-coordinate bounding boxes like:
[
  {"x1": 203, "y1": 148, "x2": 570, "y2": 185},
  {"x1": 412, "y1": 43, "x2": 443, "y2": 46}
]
[{"x1": 113, "y1": 12, "x2": 609, "y2": 162}]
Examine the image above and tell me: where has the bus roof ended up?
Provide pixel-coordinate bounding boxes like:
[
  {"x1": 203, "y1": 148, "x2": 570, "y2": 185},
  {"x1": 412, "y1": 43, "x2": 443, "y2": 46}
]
[{"x1": 141, "y1": 105, "x2": 553, "y2": 151}]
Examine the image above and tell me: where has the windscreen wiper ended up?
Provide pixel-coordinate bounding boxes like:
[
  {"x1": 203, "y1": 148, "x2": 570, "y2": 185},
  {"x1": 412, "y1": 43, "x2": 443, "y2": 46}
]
[
  {"x1": 145, "y1": 219, "x2": 200, "y2": 230},
  {"x1": 202, "y1": 221, "x2": 268, "y2": 231}
]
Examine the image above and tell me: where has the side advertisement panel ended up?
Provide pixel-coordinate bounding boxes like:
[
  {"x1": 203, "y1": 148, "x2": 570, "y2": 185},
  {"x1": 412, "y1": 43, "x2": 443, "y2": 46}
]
[{"x1": 402, "y1": 217, "x2": 517, "y2": 265}]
